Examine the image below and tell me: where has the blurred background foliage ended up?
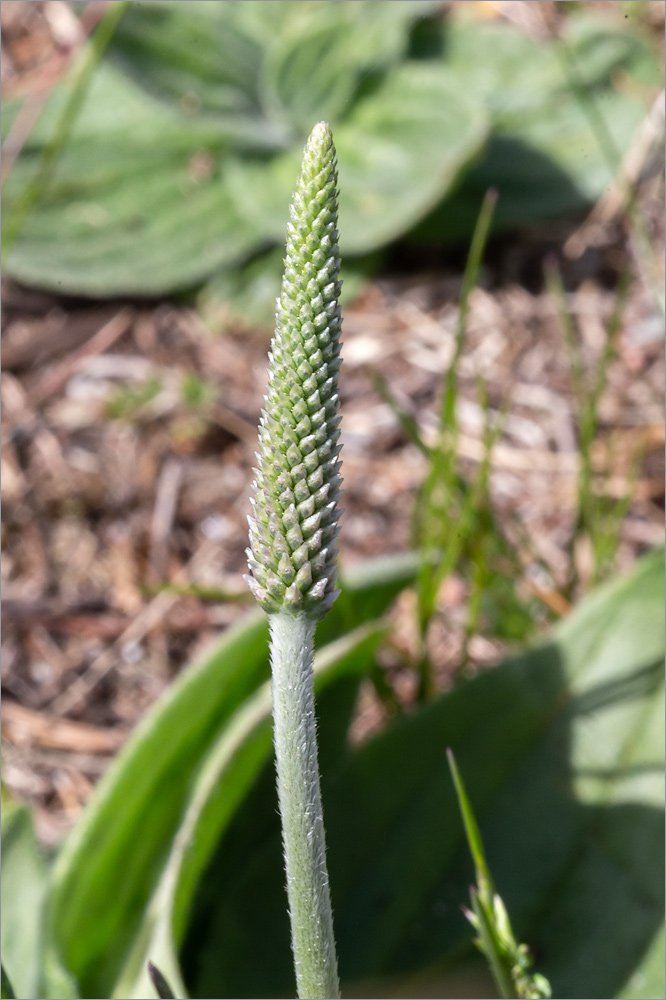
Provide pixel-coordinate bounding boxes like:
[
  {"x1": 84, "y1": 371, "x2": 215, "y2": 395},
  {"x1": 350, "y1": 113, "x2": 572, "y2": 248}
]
[
  {"x1": 1, "y1": 0, "x2": 662, "y2": 324},
  {"x1": 1, "y1": 3, "x2": 664, "y2": 999}
]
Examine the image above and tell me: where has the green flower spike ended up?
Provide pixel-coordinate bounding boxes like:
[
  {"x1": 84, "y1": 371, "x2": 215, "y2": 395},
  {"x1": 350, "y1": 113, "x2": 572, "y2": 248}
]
[{"x1": 246, "y1": 120, "x2": 343, "y2": 621}]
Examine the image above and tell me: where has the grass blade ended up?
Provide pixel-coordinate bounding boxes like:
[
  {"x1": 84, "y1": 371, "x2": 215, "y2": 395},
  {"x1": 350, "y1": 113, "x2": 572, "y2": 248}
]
[
  {"x1": 370, "y1": 368, "x2": 430, "y2": 457},
  {"x1": 546, "y1": 257, "x2": 634, "y2": 589},
  {"x1": 440, "y1": 185, "x2": 498, "y2": 432},
  {"x1": 446, "y1": 749, "x2": 494, "y2": 902},
  {"x1": 415, "y1": 188, "x2": 498, "y2": 697}
]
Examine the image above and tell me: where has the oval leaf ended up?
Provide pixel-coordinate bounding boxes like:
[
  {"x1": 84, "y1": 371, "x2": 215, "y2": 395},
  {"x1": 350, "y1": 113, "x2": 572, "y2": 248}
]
[
  {"x1": 181, "y1": 548, "x2": 665, "y2": 1000},
  {"x1": 47, "y1": 551, "x2": 419, "y2": 999}
]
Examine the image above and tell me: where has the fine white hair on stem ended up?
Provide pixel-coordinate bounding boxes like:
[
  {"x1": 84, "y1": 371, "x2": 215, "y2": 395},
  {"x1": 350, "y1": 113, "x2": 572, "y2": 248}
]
[{"x1": 270, "y1": 611, "x2": 339, "y2": 999}]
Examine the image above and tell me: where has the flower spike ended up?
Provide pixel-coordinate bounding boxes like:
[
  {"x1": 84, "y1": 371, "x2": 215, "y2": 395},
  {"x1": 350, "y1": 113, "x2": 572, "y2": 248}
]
[{"x1": 246, "y1": 121, "x2": 343, "y2": 620}]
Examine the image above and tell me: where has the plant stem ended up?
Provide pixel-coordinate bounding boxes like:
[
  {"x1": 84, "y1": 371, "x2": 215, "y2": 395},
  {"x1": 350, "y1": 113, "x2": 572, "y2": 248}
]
[{"x1": 269, "y1": 610, "x2": 340, "y2": 1000}]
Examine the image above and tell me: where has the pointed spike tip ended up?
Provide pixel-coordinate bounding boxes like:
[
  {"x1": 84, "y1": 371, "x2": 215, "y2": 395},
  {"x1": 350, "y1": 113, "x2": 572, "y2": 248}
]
[{"x1": 310, "y1": 121, "x2": 332, "y2": 142}]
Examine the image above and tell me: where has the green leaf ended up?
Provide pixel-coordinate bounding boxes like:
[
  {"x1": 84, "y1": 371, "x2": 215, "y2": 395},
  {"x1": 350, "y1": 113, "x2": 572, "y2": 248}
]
[
  {"x1": 107, "y1": 0, "x2": 441, "y2": 137},
  {"x1": 3, "y1": 4, "x2": 659, "y2": 318},
  {"x1": 2, "y1": 2, "x2": 482, "y2": 299},
  {"x1": 113, "y1": 622, "x2": 383, "y2": 999},
  {"x1": 259, "y1": 17, "x2": 360, "y2": 136},
  {"x1": 47, "y1": 551, "x2": 419, "y2": 1000},
  {"x1": 199, "y1": 247, "x2": 291, "y2": 331},
  {"x1": 107, "y1": 2, "x2": 266, "y2": 126},
  {"x1": 448, "y1": 750, "x2": 552, "y2": 1000},
  {"x1": 444, "y1": 12, "x2": 657, "y2": 122},
  {"x1": 181, "y1": 547, "x2": 664, "y2": 1000},
  {"x1": 1, "y1": 804, "x2": 48, "y2": 1000},
  {"x1": 258, "y1": 1, "x2": 442, "y2": 135},
  {"x1": 3, "y1": 63, "x2": 263, "y2": 296},
  {"x1": 414, "y1": 14, "x2": 662, "y2": 242},
  {"x1": 336, "y1": 64, "x2": 488, "y2": 254},
  {"x1": 617, "y1": 927, "x2": 665, "y2": 1000},
  {"x1": 446, "y1": 750, "x2": 494, "y2": 904},
  {"x1": 46, "y1": 610, "x2": 268, "y2": 999},
  {"x1": 227, "y1": 63, "x2": 488, "y2": 255}
]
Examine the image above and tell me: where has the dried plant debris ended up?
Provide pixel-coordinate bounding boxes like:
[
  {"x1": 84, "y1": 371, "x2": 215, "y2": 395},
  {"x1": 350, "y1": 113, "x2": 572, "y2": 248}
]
[
  {"x1": 3, "y1": 255, "x2": 663, "y2": 840},
  {"x1": 1, "y1": 0, "x2": 664, "y2": 843}
]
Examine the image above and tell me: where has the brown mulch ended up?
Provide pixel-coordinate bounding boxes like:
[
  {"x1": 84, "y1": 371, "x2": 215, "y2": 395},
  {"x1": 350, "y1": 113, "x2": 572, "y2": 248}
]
[{"x1": 1, "y1": 0, "x2": 664, "y2": 845}]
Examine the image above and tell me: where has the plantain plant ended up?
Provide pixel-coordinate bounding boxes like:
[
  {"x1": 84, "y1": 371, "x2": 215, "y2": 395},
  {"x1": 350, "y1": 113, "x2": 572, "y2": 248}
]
[
  {"x1": 245, "y1": 121, "x2": 343, "y2": 1000},
  {"x1": 2, "y1": 112, "x2": 664, "y2": 1000}
]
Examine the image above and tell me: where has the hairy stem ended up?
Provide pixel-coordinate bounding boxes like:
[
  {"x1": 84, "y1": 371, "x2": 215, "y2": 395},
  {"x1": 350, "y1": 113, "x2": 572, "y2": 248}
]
[{"x1": 269, "y1": 610, "x2": 340, "y2": 1000}]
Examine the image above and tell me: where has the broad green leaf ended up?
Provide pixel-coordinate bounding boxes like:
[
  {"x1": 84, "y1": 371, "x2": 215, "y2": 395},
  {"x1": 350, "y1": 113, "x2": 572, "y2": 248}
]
[
  {"x1": 199, "y1": 247, "x2": 290, "y2": 332},
  {"x1": 107, "y1": 0, "x2": 441, "y2": 136},
  {"x1": 1, "y1": 1, "x2": 454, "y2": 299},
  {"x1": 414, "y1": 14, "x2": 663, "y2": 242},
  {"x1": 113, "y1": 623, "x2": 384, "y2": 1000},
  {"x1": 3, "y1": 64, "x2": 263, "y2": 296},
  {"x1": 46, "y1": 610, "x2": 268, "y2": 999},
  {"x1": 181, "y1": 548, "x2": 664, "y2": 999},
  {"x1": 2, "y1": 4, "x2": 659, "y2": 316},
  {"x1": 47, "y1": 551, "x2": 419, "y2": 1000},
  {"x1": 258, "y1": 1, "x2": 442, "y2": 135},
  {"x1": 617, "y1": 927, "x2": 665, "y2": 1000},
  {"x1": 339, "y1": 959, "x2": 496, "y2": 999},
  {"x1": 1, "y1": 804, "x2": 48, "y2": 1000},
  {"x1": 227, "y1": 64, "x2": 488, "y2": 255},
  {"x1": 107, "y1": 2, "x2": 266, "y2": 124},
  {"x1": 236, "y1": 0, "x2": 442, "y2": 50},
  {"x1": 200, "y1": 247, "x2": 380, "y2": 332},
  {"x1": 336, "y1": 65, "x2": 488, "y2": 254},
  {"x1": 259, "y1": 17, "x2": 363, "y2": 136},
  {"x1": 444, "y1": 12, "x2": 658, "y2": 122}
]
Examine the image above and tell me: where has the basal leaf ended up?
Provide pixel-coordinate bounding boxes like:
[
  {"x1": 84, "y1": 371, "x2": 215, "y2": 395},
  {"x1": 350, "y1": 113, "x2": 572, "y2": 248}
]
[
  {"x1": 443, "y1": 12, "x2": 659, "y2": 122},
  {"x1": 2, "y1": 2, "x2": 449, "y2": 299},
  {"x1": 1, "y1": 964, "x2": 16, "y2": 1000},
  {"x1": 414, "y1": 13, "x2": 662, "y2": 242},
  {"x1": 236, "y1": 0, "x2": 443, "y2": 52},
  {"x1": 107, "y1": 1, "x2": 265, "y2": 122},
  {"x1": 617, "y1": 927, "x2": 665, "y2": 1000},
  {"x1": 3, "y1": 64, "x2": 263, "y2": 296},
  {"x1": 107, "y1": 0, "x2": 441, "y2": 138},
  {"x1": 46, "y1": 551, "x2": 418, "y2": 999},
  {"x1": 182, "y1": 548, "x2": 664, "y2": 999},
  {"x1": 260, "y1": 17, "x2": 360, "y2": 136},
  {"x1": 2, "y1": 4, "x2": 660, "y2": 310},
  {"x1": 226, "y1": 64, "x2": 488, "y2": 255},
  {"x1": 46, "y1": 610, "x2": 268, "y2": 999},
  {"x1": 259, "y1": 1, "x2": 442, "y2": 136},
  {"x1": 112, "y1": 623, "x2": 384, "y2": 1000},
  {"x1": 336, "y1": 65, "x2": 488, "y2": 254},
  {"x1": 1, "y1": 804, "x2": 48, "y2": 1000}
]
